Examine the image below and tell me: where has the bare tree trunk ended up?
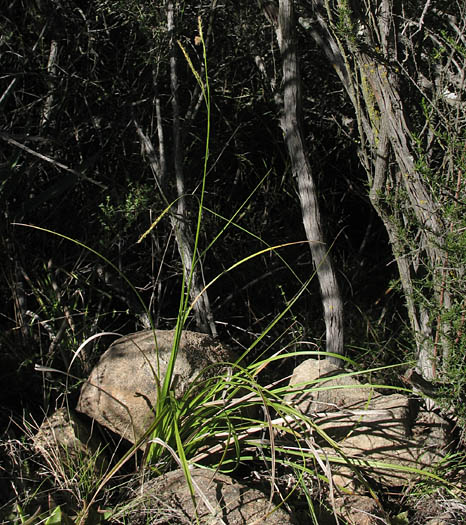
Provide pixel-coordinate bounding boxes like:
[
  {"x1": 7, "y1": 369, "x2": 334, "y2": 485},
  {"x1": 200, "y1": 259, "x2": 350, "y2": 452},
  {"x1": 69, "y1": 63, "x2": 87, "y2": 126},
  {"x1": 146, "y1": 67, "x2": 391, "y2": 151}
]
[
  {"x1": 167, "y1": 1, "x2": 217, "y2": 336},
  {"x1": 135, "y1": 1, "x2": 217, "y2": 336},
  {"x1": 348, "y1": 0, "x2": 450, "y2": 381},
  {"x1": 306, "y1": 0, "x2": 458, "y2": 381},
  {"x1": 275, "y1": 0, "x2": 344, "y2": 364}
]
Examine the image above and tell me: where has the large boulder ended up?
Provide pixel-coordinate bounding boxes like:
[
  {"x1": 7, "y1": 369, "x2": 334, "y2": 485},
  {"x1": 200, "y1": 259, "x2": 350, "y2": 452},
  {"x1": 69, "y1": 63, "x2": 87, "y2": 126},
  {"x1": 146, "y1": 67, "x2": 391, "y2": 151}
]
[
  {"x1": 287, "y1": 359, "x2": 453, "y2": 488},
  {"x1": 124, "y1": 467, "x2": 296, "y2": 524},
  {"x1": 77, "y1": 330, "x2": 237, "y2": 443}
]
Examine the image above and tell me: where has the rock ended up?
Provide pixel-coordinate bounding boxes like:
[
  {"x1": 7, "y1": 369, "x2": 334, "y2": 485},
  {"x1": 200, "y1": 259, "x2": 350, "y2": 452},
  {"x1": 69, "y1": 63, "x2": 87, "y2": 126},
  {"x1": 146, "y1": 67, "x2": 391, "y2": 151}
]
[
  {"x1": 287, "y1": 359, "x2": 453, "y2": 488},
  {"x1": 33, "y1": 407, "x2": 107, "y2": 472},
  {"x1": 126, "y1": 467, "x2": 296, "y2": 524},
  {"x1": 334, "y1": 495, "x2": 384, "y2": 525},
  {"x1": 413, "y1": 494, "x2": 461, "y2": 524},
  {"x1": 287, "y1": 358, "x2": 374, "y2": 414},
  {"x1": 77, "y1": 330, "x2": 237, "y2": 443}
]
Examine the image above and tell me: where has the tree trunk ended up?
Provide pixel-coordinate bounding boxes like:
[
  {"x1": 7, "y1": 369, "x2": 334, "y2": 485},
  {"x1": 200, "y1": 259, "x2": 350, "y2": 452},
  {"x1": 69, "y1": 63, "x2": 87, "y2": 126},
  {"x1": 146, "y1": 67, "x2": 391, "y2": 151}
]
[
  {"x1": 134, "y1": 1, "x2": 217, "y2": 337},
  {"x1": 307, "y1": 0, "x2": 459, "y2": 381},
  {"x1": 275, "y1": 0, "x2": 344, "y2": 364},
  {"x1": 167, "y1": 1, "x2": 217, "y2": 337}
]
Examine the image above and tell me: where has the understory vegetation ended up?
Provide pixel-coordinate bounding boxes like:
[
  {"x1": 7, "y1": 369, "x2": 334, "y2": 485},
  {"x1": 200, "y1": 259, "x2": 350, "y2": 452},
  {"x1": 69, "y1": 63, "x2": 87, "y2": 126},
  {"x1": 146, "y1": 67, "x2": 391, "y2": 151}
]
[{"x1": 1, "y1": 1, "x2": 465, "y2": 523}]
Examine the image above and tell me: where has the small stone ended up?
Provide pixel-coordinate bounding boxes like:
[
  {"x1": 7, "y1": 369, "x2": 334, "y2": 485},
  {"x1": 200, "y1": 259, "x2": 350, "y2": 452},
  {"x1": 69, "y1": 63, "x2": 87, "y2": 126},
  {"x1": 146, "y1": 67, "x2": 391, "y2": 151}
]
[{"x1": 33, "y1": 407, "x2": 107, "y2": 472}]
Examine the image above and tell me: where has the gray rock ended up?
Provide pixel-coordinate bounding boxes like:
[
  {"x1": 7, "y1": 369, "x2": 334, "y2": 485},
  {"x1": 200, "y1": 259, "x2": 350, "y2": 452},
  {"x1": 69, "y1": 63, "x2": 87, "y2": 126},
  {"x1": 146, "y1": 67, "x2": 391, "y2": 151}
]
[
  {"x1": 287, "y1": 359, "x2": 453, "y2": 487},
  {"x1": 33, "y1": 407, "x2": 107, "y2": 473},
  {"x1": 77, "y1": 330, "x2": 237, "y2": 443},
  {"x1": 125, "y1": 467, "x2": 295, "y2": 524},
  {"x1": 287, "y1": 358, "x2": 374, "y2": 413}
]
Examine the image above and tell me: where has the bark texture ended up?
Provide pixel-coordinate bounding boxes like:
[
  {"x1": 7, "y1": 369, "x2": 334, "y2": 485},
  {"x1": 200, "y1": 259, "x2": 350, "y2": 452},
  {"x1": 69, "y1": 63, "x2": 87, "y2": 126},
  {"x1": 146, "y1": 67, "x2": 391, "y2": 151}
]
[
  {"x1": 167, "y1": 1, "x2": 217, "y2": 336},
  {"x1": 276, "y1": 0, "x2": 344, "y2": 364},
  {"x1": 307, "y1": 0, "x2": 458, "y2": 380},
  {"x1": 136, "y1": 1, "x2": 217, "y2": 336}
]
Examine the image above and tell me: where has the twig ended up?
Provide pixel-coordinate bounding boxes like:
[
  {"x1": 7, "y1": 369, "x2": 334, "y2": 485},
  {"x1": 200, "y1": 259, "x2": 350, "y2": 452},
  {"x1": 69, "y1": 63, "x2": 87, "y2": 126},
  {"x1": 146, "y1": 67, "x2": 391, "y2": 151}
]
[
  {"x1": 0, "y1": 78, "x2": 17, "y2": 106},
  {"x1": 0, "y1": 131, "x2": 107, "y2": 189}
]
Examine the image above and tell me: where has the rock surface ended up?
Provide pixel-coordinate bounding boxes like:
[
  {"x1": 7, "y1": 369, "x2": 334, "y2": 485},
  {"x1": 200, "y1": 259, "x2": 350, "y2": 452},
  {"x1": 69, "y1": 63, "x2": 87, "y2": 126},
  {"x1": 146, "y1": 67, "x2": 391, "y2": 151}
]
[
  {"x1": 77, "y1": 330, "x2": 237, "y2": 443},
  {"x1": 287, "y1": 359, "x2": 453, "y2": 487},
  {"x1": 334, "y1": 495, "x2": 384, "y2": 525},
  {"x1": 33, "y1": 407, "x2": 107, "y2": 472},
  {"x1": 127, "y1": 467, "x2": 295, "y2": 524}
]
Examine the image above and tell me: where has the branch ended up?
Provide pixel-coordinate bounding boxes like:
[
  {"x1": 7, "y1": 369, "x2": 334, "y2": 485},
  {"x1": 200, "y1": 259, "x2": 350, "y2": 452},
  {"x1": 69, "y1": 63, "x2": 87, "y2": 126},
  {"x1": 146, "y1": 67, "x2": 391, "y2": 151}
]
[{"x1": 0, "y1": 131, "x2": 107, "y2": 189}]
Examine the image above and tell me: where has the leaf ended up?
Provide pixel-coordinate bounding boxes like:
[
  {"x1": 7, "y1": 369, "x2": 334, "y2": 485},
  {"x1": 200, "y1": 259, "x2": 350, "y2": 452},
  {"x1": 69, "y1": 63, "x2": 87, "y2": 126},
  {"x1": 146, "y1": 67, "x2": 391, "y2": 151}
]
[{"x1": 45, "y1": 505, "x2": 74, "y2": 525}]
